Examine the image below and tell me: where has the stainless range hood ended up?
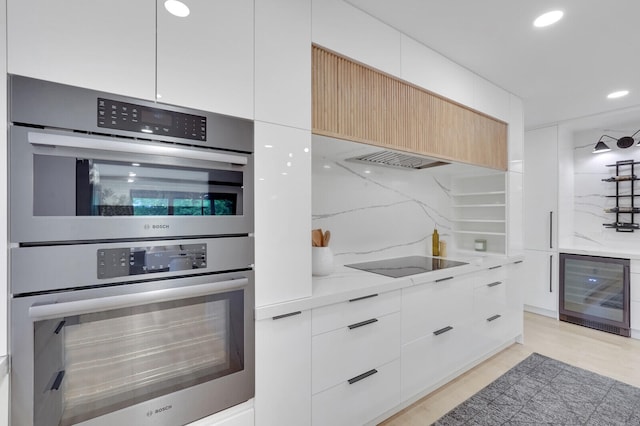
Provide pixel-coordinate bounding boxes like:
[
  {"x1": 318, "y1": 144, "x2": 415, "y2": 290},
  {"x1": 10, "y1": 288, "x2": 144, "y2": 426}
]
[{"x1": 346, "y1": 149, "x2": 449, "y2": 170}]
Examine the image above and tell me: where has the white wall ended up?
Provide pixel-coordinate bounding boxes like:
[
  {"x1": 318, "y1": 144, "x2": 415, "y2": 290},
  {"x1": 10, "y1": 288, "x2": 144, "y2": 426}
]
[{"x1": 569, "y1": 127, "x2": 640, "y2": 252}]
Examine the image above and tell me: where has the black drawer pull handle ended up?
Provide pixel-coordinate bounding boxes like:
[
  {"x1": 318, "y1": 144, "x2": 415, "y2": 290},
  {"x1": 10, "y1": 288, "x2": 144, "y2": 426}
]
[
  {"x1": 488, "y1": 265, "x2": 502, "y2": 270},
  {"x1": 433, "y1": 325, "x2": 453, "y2": 336},
  {"x1": 487, "y1": 314, "x2": 502, "y2": 322},
  {"x1": 272, "y1": 311, "x2": 302, "y2": 320},
  {"x1": 435, "y1": 276, "x2": 453, "y2": 283},
  {"x1": 349, "y1": 294, "x2": 378, "y2": 303},
  {"x1": 513, "y1": 260, "x2": 523, "y2": 264},
  {"x1": 487, "y1": 281, "x2": 502, "y2": 288},
  {"x1": 54, "y1": 320, "x2": 66, "y2": 334},
  {"x1": 348, "y1": 368, "x2": 378, "y2": 385},
  {"x1": 348, "y1": 318, "x2": 378, "y2": 330},
  {"x1": 51, "y1": 370, "x2": 65, "y2": 391}
]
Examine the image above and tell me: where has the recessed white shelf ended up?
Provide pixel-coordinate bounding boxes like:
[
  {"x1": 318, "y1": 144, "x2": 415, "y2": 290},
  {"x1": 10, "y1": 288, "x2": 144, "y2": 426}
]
[
  {"x1": 450, "y1": 191, "x2": 506, "y2": 197},
  {"x1": 452, "y1": 230, "x2": 506, "y2": 236},
  {"x1": 452, "y1": 219, "x2": 506, "y2": 223},
  {"x1": 452, "y1": 204, "x2": 506, "y2": 208}
]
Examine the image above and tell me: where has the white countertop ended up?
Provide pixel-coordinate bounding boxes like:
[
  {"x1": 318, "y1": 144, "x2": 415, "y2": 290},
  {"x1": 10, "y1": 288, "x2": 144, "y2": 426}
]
[
  {"x1": 255, "y1": 251, "x2": 523, "y2": 320},
  {"x1": 559, "y1": 246, "x2": 640, "y2": 261}
]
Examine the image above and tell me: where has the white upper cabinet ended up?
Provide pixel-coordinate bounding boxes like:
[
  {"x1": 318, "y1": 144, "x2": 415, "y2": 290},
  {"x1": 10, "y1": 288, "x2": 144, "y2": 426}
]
[
  {"x1": 255, "y1": 0, "x2": 311, "y2": 129},
  {"x1": 157, "y1": 0, "x2": 254, "y2": 118},
  {"x1": 7, "y1": 0, "x2": 156, "y2": 100},
  {"x1": 524, "y1": 126, "x2": 559, "y2": 251}
]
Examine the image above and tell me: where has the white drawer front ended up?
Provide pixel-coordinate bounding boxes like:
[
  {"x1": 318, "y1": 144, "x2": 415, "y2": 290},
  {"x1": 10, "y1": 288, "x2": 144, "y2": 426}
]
[
  {"x1": 312, "y1": 290, "x2": 400, "y2": 335},
  {"x1": 631, "y1": 300, "x2": 640, "y2": 330},
  {"x1": 473, "y1": 279, "x2": 508, "y2": 322},
  {"x1": 631, "y1": 272, "x2": 640, "y2": 302},
  {"x1": 402, "y1": 276, "x2": 473, "y2": 344},
  {"x1": 472, "y1": 310, "x2": 519, "y2": 356},
  {"x1": 472, "y1": 266, "x2": 507, "y2": 289},
  {"x1": 401, "y1": 322, "x2": 472, "y2": 400},
  {"x1": 312, "y1": 312, "x2": 400, "y2": 394},
  {"x1": 312, "y1": 358, "x2": 401, "y2": 426}
]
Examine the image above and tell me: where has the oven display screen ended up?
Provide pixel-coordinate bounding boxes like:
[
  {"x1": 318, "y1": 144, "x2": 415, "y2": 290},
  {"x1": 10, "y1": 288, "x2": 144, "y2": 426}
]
[
  {"x1": 97, "y1": 243, "x2": 207, "y2": 279},
  {"x1": 141, "y1": 109, "x2": 173, "y2": 127}
]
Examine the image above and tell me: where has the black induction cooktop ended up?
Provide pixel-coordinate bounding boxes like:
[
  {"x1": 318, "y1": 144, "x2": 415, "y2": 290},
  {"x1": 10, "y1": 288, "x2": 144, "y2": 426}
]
[{"x1": 345, "y1": 256, "x2": 468, "y2": 278}]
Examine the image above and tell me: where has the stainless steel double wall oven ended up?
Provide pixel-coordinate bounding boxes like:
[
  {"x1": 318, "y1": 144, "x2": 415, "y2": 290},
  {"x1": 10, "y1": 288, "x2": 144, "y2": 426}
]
[{"x1": 9, "y1": 75, "x2": 255, "y2": 426}]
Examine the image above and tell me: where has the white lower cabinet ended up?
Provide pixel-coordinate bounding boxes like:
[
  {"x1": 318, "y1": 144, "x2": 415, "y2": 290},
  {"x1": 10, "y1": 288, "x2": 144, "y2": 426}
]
[
  {"x1": 255, "y1": 310, "x2": 311, "y2": 426},
  {"x1": 312, "y1": 359, "x2": 401, "y2": 426},
  {"x1": 522, "y1": 249, "x2": 558, "y2": 316},
  {"x1": 311, "y1": 290, "x2": 401, "y2": 425}
]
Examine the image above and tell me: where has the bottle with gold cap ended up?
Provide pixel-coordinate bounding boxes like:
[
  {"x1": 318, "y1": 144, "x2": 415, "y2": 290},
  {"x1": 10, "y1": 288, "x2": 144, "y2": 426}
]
[{"x1": 432, "y1": 228, "x2": 440, "y2": 256}]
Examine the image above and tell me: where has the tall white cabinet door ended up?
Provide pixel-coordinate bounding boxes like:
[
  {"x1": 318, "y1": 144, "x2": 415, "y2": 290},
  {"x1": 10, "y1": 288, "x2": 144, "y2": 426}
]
[
  {"x1": 523, "y1": 249, "x2": 558, "y2": 316},
  {"x1": 524, "y1": 126, "x2": 558, "y2": 251},
  {"x1": 255, "y1": 311, "x2": 311, "y2": 426},
  {"x1": 255, "y1": 0, "x2": 311, "y2": 129},
  {"x1": 157, "y1": 0, "x2": 254, "y2": 118},
  {"x1": 7, "y1": 0, "x2": 156, "y2": 100}
]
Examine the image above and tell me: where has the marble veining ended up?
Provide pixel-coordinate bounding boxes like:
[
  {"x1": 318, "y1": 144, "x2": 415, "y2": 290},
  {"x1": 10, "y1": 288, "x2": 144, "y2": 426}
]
[
  {"x1": 312, "y1": 136, "x2": 454, "y2": 264},
  {"x1": 567, "y1": 127, "x2": 640, "y2": 252}
]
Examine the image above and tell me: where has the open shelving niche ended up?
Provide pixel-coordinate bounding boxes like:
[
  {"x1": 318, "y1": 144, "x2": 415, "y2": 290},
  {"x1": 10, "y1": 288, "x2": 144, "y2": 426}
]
[
  {"x1": 451, "y1": 172, "x2": 507, "y2": 255},
  {"x1": 602, "y1": 159, "x2": 640, "y2": 232}
]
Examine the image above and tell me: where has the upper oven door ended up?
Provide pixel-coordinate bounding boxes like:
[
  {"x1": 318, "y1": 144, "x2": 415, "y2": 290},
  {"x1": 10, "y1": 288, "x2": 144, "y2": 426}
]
[{"x1": 9, "y1": 126, "x2": 254, "y2": 244}]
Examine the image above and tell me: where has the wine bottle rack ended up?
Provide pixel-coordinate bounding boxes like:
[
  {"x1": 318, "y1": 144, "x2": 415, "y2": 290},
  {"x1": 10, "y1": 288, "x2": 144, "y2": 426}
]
[{"x1": 602, "y1": 159, "x2": 639, "y2": 232}]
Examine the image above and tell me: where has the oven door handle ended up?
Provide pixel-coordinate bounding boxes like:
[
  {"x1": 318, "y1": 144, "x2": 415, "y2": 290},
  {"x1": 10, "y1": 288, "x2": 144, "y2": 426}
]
[
  {"x1": 28, "y1": 131, "x2": 248, "y2": 166},
  {"x1": 28, "y1": 278, "x2": 249, "y2": 321}
]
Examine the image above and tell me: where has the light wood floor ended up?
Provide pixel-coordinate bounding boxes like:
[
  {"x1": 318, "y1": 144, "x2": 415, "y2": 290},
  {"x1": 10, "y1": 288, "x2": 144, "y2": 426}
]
[{"x1": 380, "y1": 312, "x2": 640, "y2": 425}]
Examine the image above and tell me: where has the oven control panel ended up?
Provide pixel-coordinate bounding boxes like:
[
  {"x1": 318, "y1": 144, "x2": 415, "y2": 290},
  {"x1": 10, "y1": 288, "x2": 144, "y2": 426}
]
[
  {"x1": 97, "y1": 98, "x2": 207, "y2": 141},
  {"x1": 97, "y1": 243, "x2": 207, "y2": 279}
]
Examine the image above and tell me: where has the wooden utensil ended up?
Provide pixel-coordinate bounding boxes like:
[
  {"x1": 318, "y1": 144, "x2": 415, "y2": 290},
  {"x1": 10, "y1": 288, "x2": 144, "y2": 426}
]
[
  {"x1": 312, "y1": 229, "x2": 323, "y2": 247},
  {"x1": 323, "y1": 230, "x2": 331, "y2": 247}
]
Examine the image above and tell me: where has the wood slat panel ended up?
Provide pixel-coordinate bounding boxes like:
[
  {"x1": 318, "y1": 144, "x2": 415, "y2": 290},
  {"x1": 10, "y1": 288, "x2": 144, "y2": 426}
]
[{"x1": 312, "y1": 45, "x2": 508, "y2": 171}]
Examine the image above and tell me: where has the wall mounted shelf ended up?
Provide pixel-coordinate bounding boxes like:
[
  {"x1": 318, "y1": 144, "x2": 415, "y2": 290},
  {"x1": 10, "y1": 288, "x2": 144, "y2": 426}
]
[{"x1": 602, "y1": 160, "x2": 639, "y2": 232}]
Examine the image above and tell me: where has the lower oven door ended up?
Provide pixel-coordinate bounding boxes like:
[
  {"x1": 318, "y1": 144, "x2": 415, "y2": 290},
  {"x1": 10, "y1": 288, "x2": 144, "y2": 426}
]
[{"x1": 10, "y1": 271, "x2": 254, "y2": 426}]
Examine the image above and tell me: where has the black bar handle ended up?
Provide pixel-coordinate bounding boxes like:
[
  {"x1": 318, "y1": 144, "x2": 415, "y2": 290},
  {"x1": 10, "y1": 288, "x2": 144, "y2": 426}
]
[
  {"x1": 272, "y1": 311, "x2": 302, "y2": 320},
  {"x1": 51, "y1": 370, "x2": 65, "y2": 391},
  {"x1": 513, "y1": 260, "x2": 524, "y2": 264},
  {"x1": 435, "y1": 276, "x2": 453, "y2": 283},
  {"x1": 349, "y1": 294, "x2": 378, "y2": 303},
  {"x1": 487, "y1": 314, "x2": 502, "y2": 322},
  {"x1": 348, "y1": 318, "x2": 378, "y2": 330},
  {"x1": 54, "y1": 320, "x2": 66, "y2": 335},
  {"x1": 348, "y1": 368, "x2": 378, "y2": 385},
  {"x1": 488, "y1": 265, "x2": 502, "y2": 270},
  {"x1": 549, "y1": 255, "x2": 553, "y2": 293},
  {"x1": 550, "y1": 211, "x2": 553, "y2": 249},
  {"x1": 433, "y1": 325, "x2": 453, "y2": 336},
  {"x1": 487, "y1": 281, "x2": 502, "y2": 287}
]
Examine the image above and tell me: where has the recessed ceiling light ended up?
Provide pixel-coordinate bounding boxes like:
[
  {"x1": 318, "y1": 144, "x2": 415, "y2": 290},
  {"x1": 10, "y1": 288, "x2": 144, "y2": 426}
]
[
  {"x1": 533, "y1": 10, "x2": 564, "y2": 27},
  {"x1": 164, "y1": 0, "x2": 190, "y2": 18},
  {"x1": 607, "y1": 90, "x2": 629, "y2": 99}
]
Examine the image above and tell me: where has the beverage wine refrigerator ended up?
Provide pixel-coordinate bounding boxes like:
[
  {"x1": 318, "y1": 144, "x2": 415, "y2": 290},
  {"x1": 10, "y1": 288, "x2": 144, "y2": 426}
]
[{"x1": 559, "y1": 253, "x2": 630, "y2": 337}]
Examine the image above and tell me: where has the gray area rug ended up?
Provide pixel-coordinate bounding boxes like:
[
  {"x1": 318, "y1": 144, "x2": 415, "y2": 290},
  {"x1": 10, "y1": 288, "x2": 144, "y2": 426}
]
[{"x1": 433, "y1": 353, "x2": 640, "y2": 425}]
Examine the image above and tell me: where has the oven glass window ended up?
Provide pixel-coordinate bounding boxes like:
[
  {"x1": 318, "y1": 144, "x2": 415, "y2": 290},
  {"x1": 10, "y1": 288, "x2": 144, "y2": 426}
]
[
  {"x1": 32, "y1": 156, "x2": 243, "y2": 217},
  {"x1": 33, "y1": 290, "x2": 245, "y2": 426}
]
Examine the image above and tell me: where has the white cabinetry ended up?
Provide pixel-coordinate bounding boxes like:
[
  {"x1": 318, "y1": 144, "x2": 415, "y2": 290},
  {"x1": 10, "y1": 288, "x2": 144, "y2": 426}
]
[
  {"x1": 523, "y1": 126, "x2": 559, "y2": 317},
  {"x1": 311, "y1": 291, "x2": 401, "y2": 426},
  {"x1": 7, "y1": 0, "x2": 156, "y2": 100},
  {"x1": 157, "y1": 0, "x2": 254, "y2": 119},
  {"x1": 255, "y1": 311, "x2": 311, "y2": 426},
  {"x1": 8, "y1": 0, "x2": 255, "y2": 117},
  {"x1": 451, "y1": 173, "x2": 507, "y2": 254},
  {"x1": 401, "y1": 274, "x2": 475, "y2": 400},
  {"x1": 630, "y1": 260, "x2": 640, "y2": 336}
]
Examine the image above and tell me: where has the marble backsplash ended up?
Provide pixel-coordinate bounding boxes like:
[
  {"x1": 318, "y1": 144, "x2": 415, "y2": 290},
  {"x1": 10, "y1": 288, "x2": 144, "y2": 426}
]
[
  {"x1": 571, "y1": 127, "x2": 640, "y2": 252},
  {"x1": 311, "y1": 135, "x2": 457, "y2": 265}
]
